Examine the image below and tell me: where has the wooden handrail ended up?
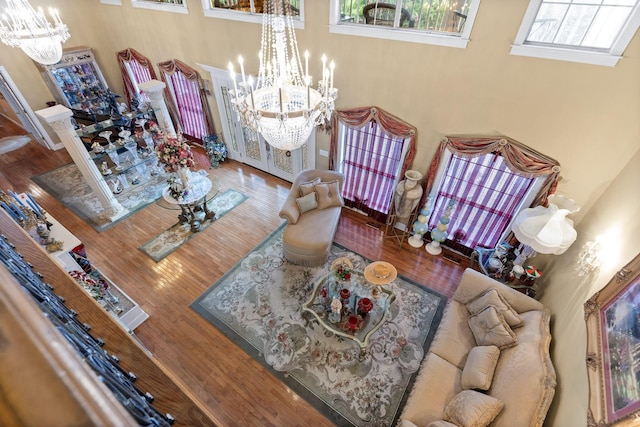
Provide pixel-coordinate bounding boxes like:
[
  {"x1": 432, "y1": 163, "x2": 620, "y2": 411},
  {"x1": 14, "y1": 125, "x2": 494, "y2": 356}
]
[{"x1": 0, "y1": 210, "x2": 221, "y2": 427}]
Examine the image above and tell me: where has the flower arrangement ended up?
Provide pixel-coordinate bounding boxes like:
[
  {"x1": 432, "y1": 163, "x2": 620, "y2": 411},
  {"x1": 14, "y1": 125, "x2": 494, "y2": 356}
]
[
  {"x1": 204, "y1": 135, "x2": 227, "y2": 169},
  {"x1": 69, "y1": 270, "x2": 108, "y2": 301},
  {"x1": 334, "y1": 265, "x2": 352, "y2": 281},
  {"x1": 167, "y1": 175, "x2": 189, "y2": 201},
  {"x1": 155, "y1": 133, "x2": 195, "y2": 173}
]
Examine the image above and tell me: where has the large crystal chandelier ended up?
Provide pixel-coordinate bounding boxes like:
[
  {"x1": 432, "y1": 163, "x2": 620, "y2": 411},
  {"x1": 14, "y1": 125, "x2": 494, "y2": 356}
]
[
  {"x1": 228, "y1": 0, "x2": 337, "y2": 151},
  {"x1": 0, "y1": 0, "x2": 70, "y2": 65}
]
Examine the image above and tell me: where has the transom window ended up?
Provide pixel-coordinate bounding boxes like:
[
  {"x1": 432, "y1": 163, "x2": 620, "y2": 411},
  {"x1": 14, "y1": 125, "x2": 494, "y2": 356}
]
[
  {"x1": 131, "y1": 0, "x2": 188, "y2": 13},
  {"x1": 330, "y1": 0, "x2": 481, "y2": 48},
  {"x1": 202, "y1": 0, "x2": 304, "y2": 25},
  {"x1": 511, "y1": 0, "x2": 640, "y2": 66}
]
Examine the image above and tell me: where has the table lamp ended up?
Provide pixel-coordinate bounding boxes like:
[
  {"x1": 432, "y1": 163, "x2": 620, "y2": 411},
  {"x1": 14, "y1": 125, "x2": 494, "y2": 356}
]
[{"x1": 510, "y1": 194, "x2": 579, "y2": 265}]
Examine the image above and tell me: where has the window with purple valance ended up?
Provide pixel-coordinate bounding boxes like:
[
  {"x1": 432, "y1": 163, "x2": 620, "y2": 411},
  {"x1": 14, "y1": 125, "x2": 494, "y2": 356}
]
[
  {"x1": 329, "y1": 106, "x2": 417, "y2": 222},
  {"x1": 423, "y1": 136, "x2": 561, "y2": 250}
]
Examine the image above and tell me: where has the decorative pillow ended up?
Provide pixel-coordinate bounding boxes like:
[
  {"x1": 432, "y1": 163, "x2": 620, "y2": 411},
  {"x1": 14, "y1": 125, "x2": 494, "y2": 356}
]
[
  {"x1": 443, "y1": 390, "x2": 504, "y2": 427},
  {"x1": 467, "y1": 288, "x2": 524, "y2": 329},
  {"x1": 314, "y1": 180, "x2": 344, "y2": 210},
  {"x1": 467, "y1": 306, "x2": 518, "y2": 350},
  {"x1": 295, "y1": 192, "x2": 317, "y2": 213},
  {"x1": 461, "y1": 345, "x2": 500, "y2": 391},
  {"x1": 299, "y1": 177, "x2": 321, "y2": 197}
]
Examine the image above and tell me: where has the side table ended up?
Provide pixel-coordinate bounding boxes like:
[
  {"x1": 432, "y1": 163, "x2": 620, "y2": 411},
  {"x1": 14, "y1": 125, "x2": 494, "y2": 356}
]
[
  {"x1": 473, "y1": 247, "x2": 540, "y2": 299},
  {"x1": 156, "y1": 170, "x2": 221, "y2": 232}
]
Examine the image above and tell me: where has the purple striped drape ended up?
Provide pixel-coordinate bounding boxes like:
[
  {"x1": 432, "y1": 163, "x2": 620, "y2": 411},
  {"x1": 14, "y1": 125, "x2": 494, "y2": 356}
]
[
  {"x1": 166, "y1": 71, "x2": 207, "y2": 139},
  {"x1": 341, "y1": 121, "x2": 405, "y2": 214},
  {"x1": 157, "y1": 59, "x2": 216, "y2": 142},
  {"x1": 429, "y1": 153, "x2": 535, "y2": 249},
  {"x1": 329, "y1": 106, "x2": 418, "y2": 222},
  {"x1": 116, "y1": 48, "x2": 158, "y2": 108}
]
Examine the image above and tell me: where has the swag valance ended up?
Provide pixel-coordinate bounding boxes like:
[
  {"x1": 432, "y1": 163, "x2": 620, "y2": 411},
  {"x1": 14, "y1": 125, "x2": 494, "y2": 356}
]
[
  {"x1": 116, "y1": 48, "x2": 157, "y2": 107},
  {"x1": 329, "y1": 106, "x2": 418, "y2": 180},
  {"x1": 422, "y1": 136, "x2": 562, "y2": 209}
]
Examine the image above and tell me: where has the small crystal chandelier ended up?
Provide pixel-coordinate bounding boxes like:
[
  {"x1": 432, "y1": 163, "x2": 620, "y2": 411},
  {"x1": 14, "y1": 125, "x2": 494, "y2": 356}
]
[
  {"x1": 228, "y1": 0, "x2": 338, "y2": 151},
  {"x1": 0, "y1": 0, "x2": 70, "y2": 65}
]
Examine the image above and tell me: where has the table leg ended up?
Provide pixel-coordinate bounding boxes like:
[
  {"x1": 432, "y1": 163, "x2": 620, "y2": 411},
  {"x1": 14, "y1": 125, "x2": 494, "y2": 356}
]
[
  {"x1": 202, "y1": 196, "x2": 216, "y2": 221},
  {"x1": 178, "y1": 205, "x2": 190, "y2": 224},
  {"x1": 186, "y1": 205, "x2": 201, "y2": 232}
]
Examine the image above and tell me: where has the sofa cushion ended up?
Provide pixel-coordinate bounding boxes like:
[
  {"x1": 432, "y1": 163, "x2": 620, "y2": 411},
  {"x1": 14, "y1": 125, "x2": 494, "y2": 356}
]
[
  {"x1": 467, "y1": 288, "x2": 524, "y2": 329},
  {"x1": 400, "y1": 352, "x2": 463, "y2": 426},
  {"x1": 296, "y1": 192, "x2": 317, "y2": 213},
  {"x1": 314, "y1": 180, "x2": 344, "y2": 209},
  {"x1": 429, "y1": 300, "x2": 477, "y2": 369},
  {"x1": 468, "y1": 306, "x2": 518, "y2": 350},
  {"x1": 443, "y1": 390, "x2": 504, "y2": 427},
  {"x1": 461, "y1": 345, "x2": 500, "y2": 391},
  {"x1": 299, "y1": 177, "x2": 321, "y2": 196}
]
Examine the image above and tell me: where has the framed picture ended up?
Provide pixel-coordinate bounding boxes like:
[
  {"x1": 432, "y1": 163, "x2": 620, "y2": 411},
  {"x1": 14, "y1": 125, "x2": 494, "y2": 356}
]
[{"x1": 585, "y1": 253, "x2": 640, "y2": 426}]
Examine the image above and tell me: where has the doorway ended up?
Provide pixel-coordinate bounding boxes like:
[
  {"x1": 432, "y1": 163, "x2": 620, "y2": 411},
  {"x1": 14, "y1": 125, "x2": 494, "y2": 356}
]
[
  {"x1": 198, "y1": 64, "x2": 315, "y2": 183},
  {"x1": 0, "y1": 67, "x2": 59, "y2": 150}
]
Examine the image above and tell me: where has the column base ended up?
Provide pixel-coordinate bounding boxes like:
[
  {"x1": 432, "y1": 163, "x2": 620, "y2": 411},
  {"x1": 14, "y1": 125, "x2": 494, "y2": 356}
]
[
  {"x1": 425, "y1": 241, "x2": 442, "y2": 255},
  {"x1": 408, "y1": 235, "x2": 424, "y2": 248}
]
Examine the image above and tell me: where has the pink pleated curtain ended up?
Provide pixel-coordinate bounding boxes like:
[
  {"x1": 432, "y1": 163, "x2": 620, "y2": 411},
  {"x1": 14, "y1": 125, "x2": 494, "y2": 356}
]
[
  {"x1": 329, "y1": 106, "x2": 417, "y2": 223},
  {"x1": 157, "y1": 59, "x2": 215, "y2": 142},
  {"x1": 422, "y1": 137, "x2": 561, "y2": 250},
  {"x1": 116, "y1": 48, "x2": 157, "y2": 108}
]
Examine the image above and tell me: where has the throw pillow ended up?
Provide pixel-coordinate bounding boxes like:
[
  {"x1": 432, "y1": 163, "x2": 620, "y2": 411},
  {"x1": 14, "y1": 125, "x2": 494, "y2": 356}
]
[
  {"x1": 296, "y1": 192, "x2": 318, "y2": 213},
  {"x1": 314, "y1": 180, "x2": 344, "y2": 210},
  {"x1": 299, "y1": 177, "x2": 321, "y2": 197},
  {"x1": 467, "y1": 306, "x2": 518, "y2": 350},
  {"x1": 466, "y1": 288, "x2": 524, "y2": 329},
  {"x1": 443, "y1": 390, "x2": 504, "y2": 427},
  {"x1": 461, "y1": 345, "x2": 500, "y2": 391}
]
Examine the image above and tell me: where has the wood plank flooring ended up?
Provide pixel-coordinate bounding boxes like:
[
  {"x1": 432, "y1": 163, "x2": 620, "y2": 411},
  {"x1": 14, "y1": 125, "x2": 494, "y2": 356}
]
[{"x1": 0, "y1": 123, "x2": 465, "y2": 427}]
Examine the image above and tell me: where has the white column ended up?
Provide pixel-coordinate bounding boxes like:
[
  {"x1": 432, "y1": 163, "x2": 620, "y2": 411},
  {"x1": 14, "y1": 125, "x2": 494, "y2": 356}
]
[
  {"x1": 35, "y1": 105, "x2": 126, "y2": 221},
  {"x1": 138, "y1": 79, "x2": 176, "y2": 136}
]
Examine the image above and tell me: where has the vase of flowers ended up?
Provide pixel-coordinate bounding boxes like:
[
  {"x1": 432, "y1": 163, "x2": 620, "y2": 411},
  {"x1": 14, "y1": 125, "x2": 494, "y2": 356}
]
[
  {"x1": 155, "y1": 133, "x2": 195, "y2": 191},
  {"x1": 204, "y1": 135, "x2": 228, "y2": 169}
]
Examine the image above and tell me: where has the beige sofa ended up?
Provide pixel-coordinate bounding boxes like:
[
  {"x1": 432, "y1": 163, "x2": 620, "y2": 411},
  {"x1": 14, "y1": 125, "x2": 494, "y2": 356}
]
[
  {"x1": 400, "y1": 268, "x2": 556, "y2": 427},
  {"x1": 278, "y1": 169, "x2": 344, "y2": 267}
]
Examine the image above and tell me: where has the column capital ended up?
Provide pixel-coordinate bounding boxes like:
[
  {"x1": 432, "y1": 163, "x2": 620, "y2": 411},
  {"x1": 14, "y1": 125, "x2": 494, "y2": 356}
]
[
  {"x1": 139, "y1": 80, "x2": 167, "y2": 98},
  {"x1": 35, "y1": 104, "x2": 73, "y2": 124}
]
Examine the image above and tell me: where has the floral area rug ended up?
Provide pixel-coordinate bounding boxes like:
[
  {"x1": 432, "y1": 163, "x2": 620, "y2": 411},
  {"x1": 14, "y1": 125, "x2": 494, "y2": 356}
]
[
  {"x1": 139, "y1": 189, "x2": 248, "y2": 262},
  {"x1": 32, "y1": 160, "x2": 170, "y2": 232},
  {"x1": 190, "y1": 225, "x2": 447, "y2": 427}
]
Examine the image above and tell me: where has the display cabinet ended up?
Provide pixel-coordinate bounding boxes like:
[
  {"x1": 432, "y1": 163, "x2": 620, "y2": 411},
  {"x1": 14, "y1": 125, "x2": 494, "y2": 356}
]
[{"x1": 36, "y1": 46, "x2": 114, "y2": 114}]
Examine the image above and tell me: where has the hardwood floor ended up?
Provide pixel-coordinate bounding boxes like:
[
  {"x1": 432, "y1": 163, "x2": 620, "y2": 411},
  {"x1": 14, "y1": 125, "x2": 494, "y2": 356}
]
[{"x1": 0, "y1": 126, "x2": 465, "y2": 427}]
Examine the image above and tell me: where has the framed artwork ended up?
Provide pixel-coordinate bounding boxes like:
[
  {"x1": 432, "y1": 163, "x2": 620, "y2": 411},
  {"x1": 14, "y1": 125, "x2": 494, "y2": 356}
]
[{"x1": 585, "y1": 253, "x2": 640, "y2": 426}]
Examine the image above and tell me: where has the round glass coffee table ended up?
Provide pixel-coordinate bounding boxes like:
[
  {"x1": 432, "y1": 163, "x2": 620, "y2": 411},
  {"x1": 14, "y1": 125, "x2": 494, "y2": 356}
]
[{"x1": 156, "y1": 170, "x2": 221, "y2": 232}]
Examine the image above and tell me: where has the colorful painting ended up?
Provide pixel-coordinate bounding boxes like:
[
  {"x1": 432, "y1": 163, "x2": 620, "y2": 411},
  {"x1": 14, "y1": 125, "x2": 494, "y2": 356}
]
[{"x1": 586, "y1": 253, "x2": 640, "y2": 425}]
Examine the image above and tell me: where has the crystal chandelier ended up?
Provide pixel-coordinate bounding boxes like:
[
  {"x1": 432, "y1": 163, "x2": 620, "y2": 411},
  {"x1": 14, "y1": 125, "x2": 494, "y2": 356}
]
[
  {"x1": 228, "y1": 0, "x2": 338, "y2": 151},
  {"x1": 0, "y1": 0, "x2": 70, "y2": 65}
]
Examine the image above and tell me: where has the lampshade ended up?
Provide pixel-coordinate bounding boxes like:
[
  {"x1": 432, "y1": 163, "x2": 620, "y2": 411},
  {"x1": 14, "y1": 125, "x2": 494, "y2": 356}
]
[{"x1": 511, "y1": 194, "x2": 579, "y2": 255}]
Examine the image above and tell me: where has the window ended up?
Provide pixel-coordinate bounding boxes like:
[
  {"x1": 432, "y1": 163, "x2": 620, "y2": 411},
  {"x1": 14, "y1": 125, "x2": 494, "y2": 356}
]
[
  {"x1": 131, "y1": 0, "x2": 188, "y2": 14},
  {"x1": 158, "y1": 60, "x2": 216, "y2": 141},
  {"x1": 330, "y1": 0, "x2": 482, "y2": 48},
  {"x1": 202, "y1": 0, "x2": 304, "y2": 26},
  {"x1": 117, "y1": 49, "x2": 158, "y2": 108},
  {"x1": 511, "y1": 0, "x2": 640, "y2": 66},
  {"x1": 428, "y1": 153, "x2": 536, "y2": 249},
  {"x1": 331, "y1": 107, "x2": 417, "y2": 222}
]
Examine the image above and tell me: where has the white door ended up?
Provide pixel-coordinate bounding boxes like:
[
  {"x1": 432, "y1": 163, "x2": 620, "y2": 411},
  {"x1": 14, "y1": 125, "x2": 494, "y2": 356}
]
[
  {"x1": 0, "y1": 67, "x2": 59, "y2": 150},
  {"x1": 199, "y1": 64, "x2": 314, "y2": 183}
]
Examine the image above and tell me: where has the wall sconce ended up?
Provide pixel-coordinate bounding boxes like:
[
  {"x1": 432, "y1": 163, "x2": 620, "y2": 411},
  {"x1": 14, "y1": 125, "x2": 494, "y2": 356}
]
[{"x1": 576, "y1": 241, "x2": 601, "y2": 276}]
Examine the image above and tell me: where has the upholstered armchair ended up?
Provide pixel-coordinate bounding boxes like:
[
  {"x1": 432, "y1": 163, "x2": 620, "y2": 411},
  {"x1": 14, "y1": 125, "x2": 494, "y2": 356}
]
[{"x1": 279, "y1": 169, "x2": 345, "y2": 267}]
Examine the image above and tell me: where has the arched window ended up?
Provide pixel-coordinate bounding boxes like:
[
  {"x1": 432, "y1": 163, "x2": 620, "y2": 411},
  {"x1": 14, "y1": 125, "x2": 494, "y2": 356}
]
[
  {"x1": 329, "y1": 106, "x2": 417, "y2": 222},
  {"x1": 157, "y1": 60, "x2": 216, "y2": 142},
  {"x1": 116, "y1": 48, "x2": 157, "y2": 108}
]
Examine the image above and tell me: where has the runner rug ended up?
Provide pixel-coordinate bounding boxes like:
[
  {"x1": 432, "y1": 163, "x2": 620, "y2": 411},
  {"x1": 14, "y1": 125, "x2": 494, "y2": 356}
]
[
  {"x1": 139, "y1": 189, "x2": 247, "y2": 262},
  {"x1": 32, "y1": 161, "x2": 170, "y2": 232},
  {"x1": 190, "y1": 225, "x2": 447, "y2": 427}
]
